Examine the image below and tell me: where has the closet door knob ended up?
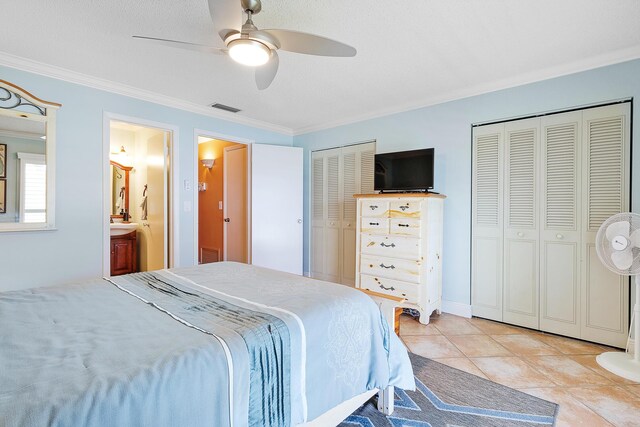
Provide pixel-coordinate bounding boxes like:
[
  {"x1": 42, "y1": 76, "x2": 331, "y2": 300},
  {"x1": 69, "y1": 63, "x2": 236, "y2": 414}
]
[
  {"x1": 556, "y1": 234, "x2": 564, "y2": 239},
  {"x1": 224, "y1": 218, "x2": 230, "y2": 223},
  {"x1": 517, "y1": 232, "x2": 524, "y2": 237},
  {"x1": 297, "y1": 219, "x2": 302, "y2": 224}
]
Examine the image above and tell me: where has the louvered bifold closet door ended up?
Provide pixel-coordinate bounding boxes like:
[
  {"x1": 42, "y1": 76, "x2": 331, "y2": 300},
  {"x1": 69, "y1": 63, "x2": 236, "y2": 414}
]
[
  {"x1": 472, "y1": 123, "x2": 504, "y2": 321},
  {"x1": 503, "y1": 118, "x2": 540, "y2": 329},
  {"x1": 539, "y1": 112, "x2": 582, "y2": 338},
  {"x1": 311, "y1": 151, "x2": 327, "y2": 280},
  {"x1": 581, "y1": 103, "x2": 630, "y2": 348},
  {"x1": 341, "y1": 143, "x2": 375, "y2": 286},
  {"x1": 310, "y1": 148, "x2": 341, "y2": 282}
]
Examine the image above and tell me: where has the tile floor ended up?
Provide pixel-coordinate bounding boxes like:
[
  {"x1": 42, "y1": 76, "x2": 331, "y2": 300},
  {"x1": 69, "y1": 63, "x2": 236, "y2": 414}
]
[{"x1": 399, "y1": 313, "x2": 640, "y2": 426}]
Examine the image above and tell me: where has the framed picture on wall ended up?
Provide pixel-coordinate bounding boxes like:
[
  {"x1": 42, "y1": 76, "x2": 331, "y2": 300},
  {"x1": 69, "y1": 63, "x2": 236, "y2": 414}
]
[
  {"x1": 0, "y1": 179, "x2": 5, "y2": 213},
  {"x1": 0, "y1": 144, "x2": 6, "y2": 179}
]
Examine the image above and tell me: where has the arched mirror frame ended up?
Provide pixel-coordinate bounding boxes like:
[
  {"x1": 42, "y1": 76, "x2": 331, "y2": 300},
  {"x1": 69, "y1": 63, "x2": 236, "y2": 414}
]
[
  {"x1": 0, "y1": 80, "x2": 61, "y2": 232},
  {"x1": 109, "y1": 160, "x2": 133, "y2": 218}
]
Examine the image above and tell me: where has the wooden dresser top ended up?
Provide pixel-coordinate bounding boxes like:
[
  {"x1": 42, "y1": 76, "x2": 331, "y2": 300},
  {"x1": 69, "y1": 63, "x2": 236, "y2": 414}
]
[{"x1": 353, "y1": 193, "x2": 446, "y2": 199}]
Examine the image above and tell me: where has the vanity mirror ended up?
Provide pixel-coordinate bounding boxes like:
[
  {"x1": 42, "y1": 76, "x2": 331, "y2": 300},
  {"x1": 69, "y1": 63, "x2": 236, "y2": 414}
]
[
  {"x1": 110, "y1": 160, "x2": 132, "y2": 218},
  {"x1": 0, "y1": 80, "x2": 60, "y2": 231}
]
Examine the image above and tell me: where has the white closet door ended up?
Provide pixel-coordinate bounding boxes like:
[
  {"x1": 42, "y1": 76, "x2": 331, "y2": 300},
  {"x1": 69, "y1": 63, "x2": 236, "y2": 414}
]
[
  {"x1": 471, "y1": 123, "x2": 504, "y2": 321},
  {"x1": 539, "y1": 112, "x2": 582, "y2": 338},
  {"x1": 325, "y1": 151, "x2": 342, "y2": 282},
  {"x1": 503, "y1": 118, "x2": 540, "y2": 329},
  {"x1": 340, "y1": 143, "x2": 375, "y2": 286},
  {"x1": 580, "y1": 103, "x2": 630, "y2": 347},
  {"x1": 251, "y1": 144, "x2": 303, "y2": 275},
  {"x1": 311, "y1": 152, "x2": 326, "y2": 279}
]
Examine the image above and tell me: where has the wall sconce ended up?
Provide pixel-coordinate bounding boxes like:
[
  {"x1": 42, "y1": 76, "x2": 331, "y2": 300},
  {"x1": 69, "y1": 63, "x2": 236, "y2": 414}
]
[
  {"x1": 201, "y1": 158, "x2": 215, "y2": 169},
  {"x1": 110, "y1": 146, "x2": 132, "y2": 167}
]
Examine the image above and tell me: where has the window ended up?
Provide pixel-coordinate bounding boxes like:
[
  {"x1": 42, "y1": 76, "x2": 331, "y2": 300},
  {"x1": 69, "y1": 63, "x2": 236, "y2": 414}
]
[{"x1": 17, "y1": 153, "x2": 46, "y2": 223}]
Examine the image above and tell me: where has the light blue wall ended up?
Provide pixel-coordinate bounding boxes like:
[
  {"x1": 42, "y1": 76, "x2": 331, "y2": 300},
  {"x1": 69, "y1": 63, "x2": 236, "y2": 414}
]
[
  {"x1": 294, "y1": 59, "x2": 640, "y2": 307},
  {"x1": 0, "y1": 65, "x2": 292, "y2": 291}
]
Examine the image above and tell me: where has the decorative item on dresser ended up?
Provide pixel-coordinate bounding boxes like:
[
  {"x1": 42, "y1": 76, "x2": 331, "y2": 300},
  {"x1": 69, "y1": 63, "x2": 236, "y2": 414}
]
[{"x1": 354, "y1": 193, "x2": 445, "y2": 324}]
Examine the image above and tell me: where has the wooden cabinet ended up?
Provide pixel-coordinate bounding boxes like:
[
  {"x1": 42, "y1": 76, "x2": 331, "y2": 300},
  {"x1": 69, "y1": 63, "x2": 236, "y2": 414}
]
[
  {"x1": 110, "y1": 231, "x2": 137, "y2": 276},
  {"x1": 355, "y1": 193, "x2": 445, "y2": 324}
]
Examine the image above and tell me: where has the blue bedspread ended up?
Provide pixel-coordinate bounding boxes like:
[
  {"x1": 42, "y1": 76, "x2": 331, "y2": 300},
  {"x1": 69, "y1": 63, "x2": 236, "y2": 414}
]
[{"x1": 0, "y1": 262, "x2": 415, "y2": 426}]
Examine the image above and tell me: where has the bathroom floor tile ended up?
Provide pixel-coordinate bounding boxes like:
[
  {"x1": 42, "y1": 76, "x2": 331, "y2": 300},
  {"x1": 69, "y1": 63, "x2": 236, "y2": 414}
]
[
  {"x1": 567, "y1": 386, "x2": 640, "y2": 426},
  {"x1": 448, "y1": 335, "x2": 512, "y2": 357},
  {"x1": 403, "y1": 335, "x2": 463, "y2": 359},
  {"x1": 524, "y1": 355, "x2": 612, "y2": 387},
  {"x1": 469, "y1": 356, "x2": 555, "y2": 388},
  {"x1": 491, "y1": 334, "x2": 560, "y2": 356}
]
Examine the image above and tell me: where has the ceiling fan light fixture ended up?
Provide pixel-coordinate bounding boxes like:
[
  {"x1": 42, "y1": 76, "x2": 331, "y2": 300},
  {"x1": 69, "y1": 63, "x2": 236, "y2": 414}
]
[{"x1": 228, "y1": 39, "x2": 270, "y2": 66}]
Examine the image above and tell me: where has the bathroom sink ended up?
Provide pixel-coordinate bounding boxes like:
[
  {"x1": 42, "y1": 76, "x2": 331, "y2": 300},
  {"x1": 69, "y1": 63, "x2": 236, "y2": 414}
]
[{"x1": 110, "y1": 222, "x2": 138, "y2": 236}]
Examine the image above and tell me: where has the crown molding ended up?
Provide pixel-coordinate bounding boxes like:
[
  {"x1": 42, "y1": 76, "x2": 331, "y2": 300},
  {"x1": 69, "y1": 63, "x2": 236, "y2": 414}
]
[
  {"x1": 0, "y1": 52, "x2": 293, "y2": 136},
  {"x1": 292, "y1": 46, "x2": 640, "y2": 136},
  {"x1": 0, "y1": 130, "x2": 43, "y2": 140}
]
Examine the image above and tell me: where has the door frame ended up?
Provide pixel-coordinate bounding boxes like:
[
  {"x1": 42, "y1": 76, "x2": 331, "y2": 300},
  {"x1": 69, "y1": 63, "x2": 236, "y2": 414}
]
[
  {"x1": 193, "y1": 129, "x2": 254, "y2": 265},
  {"x1": 102, "y1": 112, "x2": 180, "y2": 277}
]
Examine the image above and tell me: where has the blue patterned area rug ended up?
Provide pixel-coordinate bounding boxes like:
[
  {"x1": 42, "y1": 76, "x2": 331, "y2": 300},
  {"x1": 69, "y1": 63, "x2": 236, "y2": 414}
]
[{"x1": 340, "y1": 353, "x2": 558, "y2": 426}]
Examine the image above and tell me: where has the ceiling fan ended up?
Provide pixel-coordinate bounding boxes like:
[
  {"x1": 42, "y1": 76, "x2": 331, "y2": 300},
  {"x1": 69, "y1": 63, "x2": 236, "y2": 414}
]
[{"x1": 133, "y1": 0, "x2": 357, "y2": 90}]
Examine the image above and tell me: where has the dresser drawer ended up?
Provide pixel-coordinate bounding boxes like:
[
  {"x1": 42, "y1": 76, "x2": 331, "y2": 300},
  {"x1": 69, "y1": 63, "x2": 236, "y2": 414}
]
[
  {"x1": 360, "y1": 200, "x2": 389, "y2": 218},
  {"x1": 361, "y1": 218, "x2": 389, "y2": 234},
  {"x1": 360, "y1": 274, "x2": 419, "y2": 302},
  {"x1": 361, "y1": 234, "x2": 421, "y2": 259},
  {"x1": 390, "y1": 218, "x2": 421, "y2": 236},
  {"x1": 360, "y1": 255, "x2": 421, "y2": 284},
  {"x1": 389, "y1": 200, "x2": 422, "y2": 218}
]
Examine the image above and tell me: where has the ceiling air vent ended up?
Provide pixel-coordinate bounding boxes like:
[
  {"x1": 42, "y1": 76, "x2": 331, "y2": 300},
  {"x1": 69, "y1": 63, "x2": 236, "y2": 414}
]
[{"x1": 210, "y1": 103, "x2": 241, "y2": 113}]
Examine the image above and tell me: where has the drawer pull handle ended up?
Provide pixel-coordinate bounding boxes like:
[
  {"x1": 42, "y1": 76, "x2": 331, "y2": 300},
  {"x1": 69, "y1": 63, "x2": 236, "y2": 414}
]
[
  {"x1": 379, "y1": 284, "x2": 395, "y2": 291},
  {"x1": 379, "y1": 263, "x2": 395, "y2": 269},
  {"x1": 369, "y1": 222, "x2": 379, "y2": 226},
  {"x1": 380, "y1": 242, "x2": 396, "y2": 248},
  {"x1": 369, "y1": 205, "x2": 378, "y2": 210},
  {"x1": 398, "y1": 224, "x2": 409, "y2": 227},
  {"x1": 399, "y1": 205, "x2": 409, "y2": 211}
]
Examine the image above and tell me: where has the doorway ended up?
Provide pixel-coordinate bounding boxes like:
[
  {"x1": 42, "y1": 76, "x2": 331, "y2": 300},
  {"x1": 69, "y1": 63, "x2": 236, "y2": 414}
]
[
  {"x1": 103, "y1": 115, "x2": 176, "y2": 277},
  {"x1": 197, "y1": 136, "x2": 249, "y2": 264}
]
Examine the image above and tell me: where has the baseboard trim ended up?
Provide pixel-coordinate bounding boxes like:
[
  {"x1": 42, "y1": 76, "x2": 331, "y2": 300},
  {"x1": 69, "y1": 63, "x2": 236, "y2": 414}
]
[{"x1": 441, "y1": 300, "x2": 472, "y2": 318}]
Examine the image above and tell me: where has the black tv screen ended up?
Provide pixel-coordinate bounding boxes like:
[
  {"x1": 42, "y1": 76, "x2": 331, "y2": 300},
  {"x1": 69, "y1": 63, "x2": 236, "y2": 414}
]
[{"x1": 374, "y1": 148, "x2": 434, "y2": 192}]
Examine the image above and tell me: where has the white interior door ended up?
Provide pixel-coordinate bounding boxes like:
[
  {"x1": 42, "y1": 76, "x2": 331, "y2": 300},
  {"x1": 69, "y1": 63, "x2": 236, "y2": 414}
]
[
  {"x1": 503, "y1": 118, "x2": 540, "y2": 329},
  {"x1": 471, "y1": 123, "x2": 504, "y2": 321},
  {"x1": 251, "y1": 144, "x2": 303, "y2": 275},
  {"x1": 539, "y1": 111, "x2": 582, "y2": 338},
  {"x1": 580, "y1": 103, "x2": 630, "y2": 347},
  {"x1": 223, "y1": 145, "x2": 248, "y2": 263}
]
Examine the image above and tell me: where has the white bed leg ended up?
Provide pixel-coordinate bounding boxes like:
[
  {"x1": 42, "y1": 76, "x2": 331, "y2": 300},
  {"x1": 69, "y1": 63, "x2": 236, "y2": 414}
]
[{"x1": 377, "y1": 385, "x2": 394, "y2": 415}]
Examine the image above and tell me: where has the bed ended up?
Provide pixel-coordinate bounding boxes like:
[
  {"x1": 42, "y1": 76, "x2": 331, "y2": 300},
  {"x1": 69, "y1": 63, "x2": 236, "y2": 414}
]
[{"x1": 0, "y1": 262, "x2": 415, "y2": 426}]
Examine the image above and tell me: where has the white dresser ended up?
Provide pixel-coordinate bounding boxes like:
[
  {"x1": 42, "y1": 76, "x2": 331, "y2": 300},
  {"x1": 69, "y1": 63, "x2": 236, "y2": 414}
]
[{"x1": 354, "y1": 193, "x2": 445, "y2": 324}]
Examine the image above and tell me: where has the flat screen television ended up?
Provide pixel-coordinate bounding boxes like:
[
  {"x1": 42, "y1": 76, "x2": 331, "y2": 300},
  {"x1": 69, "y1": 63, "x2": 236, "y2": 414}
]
[{"x1": 374, "y1": 148, "x2": 434, "y2": 192}]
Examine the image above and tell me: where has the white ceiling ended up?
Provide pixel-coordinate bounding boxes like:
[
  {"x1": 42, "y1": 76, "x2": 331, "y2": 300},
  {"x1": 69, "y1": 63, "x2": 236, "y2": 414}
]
[{"x1": 2, "y1": 0, "x2": 640, "y2": 134}]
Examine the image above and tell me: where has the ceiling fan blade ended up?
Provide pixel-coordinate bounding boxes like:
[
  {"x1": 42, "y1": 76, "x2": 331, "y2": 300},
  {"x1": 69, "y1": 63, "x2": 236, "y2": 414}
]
[
  {"x1": 611, "y1": 249, "x2": 633, "y2": 271},
  {"x1": 208, "y1": 0, "x2": 243, "y2": 41},
  {"x1": 606, "y1": 220, "x2": 631, "y2": 241},
  {"x1": 255, "y1": 51, "x2": 279, "y2": 90},
  {"x1": 132, "y1": 36, "x2": 226, "y2": 54},
  {"x1": 262, "y1": 29, "x2": 356, "y2": 57}
]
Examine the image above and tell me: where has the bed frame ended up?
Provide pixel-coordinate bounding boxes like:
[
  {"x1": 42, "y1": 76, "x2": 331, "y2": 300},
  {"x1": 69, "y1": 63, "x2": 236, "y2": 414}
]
[{"x1": 298, "y1": 386, "x2": 394, "y2": 426}]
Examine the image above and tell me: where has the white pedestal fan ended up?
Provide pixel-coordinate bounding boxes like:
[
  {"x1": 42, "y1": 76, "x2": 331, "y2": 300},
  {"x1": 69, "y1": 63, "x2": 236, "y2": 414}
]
[{"x1": 595, "y1": 212, "x2": 640, "y2": 382}]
